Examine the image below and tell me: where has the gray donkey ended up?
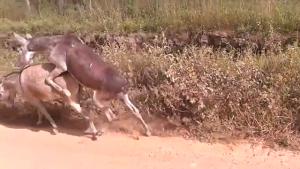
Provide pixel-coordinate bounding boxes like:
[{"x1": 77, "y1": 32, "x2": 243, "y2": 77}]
[
  {"x1": 60, "y1": 35, "x2": 151, "y2": 136},
  {"x1": 12, "y1": 32, "x2": 84, "y2": 98},
  {"x1": 0, "y1": 63, "x2": 100, "y2": 135},
  {"x1": 11, "y1": 33, "x2": 151, "y2": 136}
]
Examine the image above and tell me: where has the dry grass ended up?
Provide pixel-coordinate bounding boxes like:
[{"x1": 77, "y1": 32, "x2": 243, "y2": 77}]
[
  {"x1": 101, "y1": 43, "x2": 300, "y2": 148},
  {"x1": 1, "y1": 0, "x2": 300, "y2": 34}
]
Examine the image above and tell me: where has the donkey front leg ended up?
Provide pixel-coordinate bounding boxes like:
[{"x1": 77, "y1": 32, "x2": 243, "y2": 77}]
[
  {"x1": 67, "y1": 97, "x2": 99, "y2": 137},
  {"x1": 45, "y1": 67, "x2": 71, "y2": 97},
  {"x1": 31, "y1": 100, "x2": 58, "y2": 134},
  {"x1": 119, "y1": 92, "x2": 151, "y2": 136}
]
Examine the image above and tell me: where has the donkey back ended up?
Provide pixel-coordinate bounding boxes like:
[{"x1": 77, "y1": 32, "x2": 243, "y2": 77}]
[{"x1": 66, "y1": 44, "x2": 128, "y2": 94}]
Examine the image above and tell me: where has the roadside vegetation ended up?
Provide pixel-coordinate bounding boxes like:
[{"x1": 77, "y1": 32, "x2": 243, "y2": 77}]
[{"x1": 1, "y1": 0, "x2": 300, "y2": 34}]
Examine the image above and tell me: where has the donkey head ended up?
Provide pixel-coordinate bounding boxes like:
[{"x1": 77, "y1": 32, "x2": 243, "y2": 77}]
[{"x1": 12, "y1": 32, "x2": 34, "y2": 68}]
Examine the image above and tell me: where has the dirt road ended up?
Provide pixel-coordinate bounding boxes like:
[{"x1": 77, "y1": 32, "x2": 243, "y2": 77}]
[{"x1": 0, "y1": 124, "x2": 299, "y2": 169}]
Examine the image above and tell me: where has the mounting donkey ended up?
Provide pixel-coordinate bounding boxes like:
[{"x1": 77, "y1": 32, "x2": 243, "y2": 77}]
[
  {"x1": 10, "y1": 33, "x2": 151, "y2": 136},
  {"x1": 12, "y1": 32, "x2": 84, "y2": 98}
]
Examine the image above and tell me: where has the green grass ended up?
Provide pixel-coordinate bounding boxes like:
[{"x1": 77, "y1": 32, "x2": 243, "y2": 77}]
[{"x1": 1, "y1": 0, "x2": 300, "y2": 34}]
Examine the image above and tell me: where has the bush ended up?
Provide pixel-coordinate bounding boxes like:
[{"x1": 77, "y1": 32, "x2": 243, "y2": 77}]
[{"x1": 101, "y1": 44, "x2": 300, "y2": 148}]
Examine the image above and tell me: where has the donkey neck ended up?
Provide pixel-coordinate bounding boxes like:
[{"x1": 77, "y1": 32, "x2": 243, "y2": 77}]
[{"x1": 27, "y1": 35, "x2": 64, "y2": 52}]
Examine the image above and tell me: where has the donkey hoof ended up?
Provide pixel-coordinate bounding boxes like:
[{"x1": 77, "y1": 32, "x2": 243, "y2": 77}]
[
  {"x1": 111, "y1": 115, "x2": 118, "y2": 121},
  {"x1": 91, "y1": 135, "x2": 97, "y2": 141},
  {"x1": 96, "y1": 130, "x2": 104, "y2": 136},
  {"x1": 145, "y1": 130, "x2": 152, "y2": 137},
  {"x1": 91, "y1": 131, "x2": 103, "y2": 140},
  {"x1": 52, "y1": 128, "x2": 59, "y2": 135},
  {"x1": 84, "y1": 128, "x2": 102, "y2": 136},
  {"x1": 36, "y1": 120, "x2": 42, "y2": 126}
]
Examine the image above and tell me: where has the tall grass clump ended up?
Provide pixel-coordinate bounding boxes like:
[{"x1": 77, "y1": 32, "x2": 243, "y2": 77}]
[
  {"x1": 1, "y1": 0, "x2": 300, "y2": 34},
  {"x1": 97, "y1": 43, "x2": 300, "y2": 148}
]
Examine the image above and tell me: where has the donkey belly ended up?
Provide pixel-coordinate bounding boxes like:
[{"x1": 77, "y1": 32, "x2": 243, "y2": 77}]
[
  {"x1": 67, "y1": 64, "x2": 104, "y2": 90},
  {"x1": 66, "y1": 50, "x2": 104, "y2": 90},
  {"x1": 21, "y1": 63, "x2": 79, "y2": 101}
]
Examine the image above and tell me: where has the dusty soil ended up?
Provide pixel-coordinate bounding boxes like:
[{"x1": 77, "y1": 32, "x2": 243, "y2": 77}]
[
  {"x1": 0, "y1": 110, "x2": 299, "y2": 169},
  {"x1": 0, "y1": 125, "x2": 299, "y2": 169}
]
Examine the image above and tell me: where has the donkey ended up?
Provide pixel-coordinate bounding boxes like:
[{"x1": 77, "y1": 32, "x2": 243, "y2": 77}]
[
  {"x1": 0, "y1": 63, "x2": 100, "y2": 136},
  {"x1": 12, "y1": 32, "x2": 84, "y2": 99},
  {"x1": 62, "y1": 40, "x2": 152, "y2": 136},
  {"x1": 11, "y1": 33, "x2": 151, "y2": 136}
]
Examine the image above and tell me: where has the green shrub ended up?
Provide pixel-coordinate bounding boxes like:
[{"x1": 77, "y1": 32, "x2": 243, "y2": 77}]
[
  {"x1": 1, "y1": 0, "x2": 300, "y2": 34},
  {"x1": 100, "y1": 44, "x2": 300, "y2": 148}
]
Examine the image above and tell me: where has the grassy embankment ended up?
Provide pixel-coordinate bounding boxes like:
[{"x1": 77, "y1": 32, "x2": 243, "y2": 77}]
[{"x1": 1, "y1": 0, "x2": 300, "y2": 149}]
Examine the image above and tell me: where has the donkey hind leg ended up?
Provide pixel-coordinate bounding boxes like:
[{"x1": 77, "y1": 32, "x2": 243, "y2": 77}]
[
  {"x1": 47, "y1": 43, "x2": 71, "y2": 98},
  {"x1": 36, "y1": 111, "x2": 43, "y2": 125},
  {"x1": 84, "y1": 110, "x2": 100, "y2": 137},
  {"x1": 68, "y1": 100, "x2": 99, "y2": 136},
  {"x1": 93, "y1": 91, "x2": 117, "y2": 122},
  {"x1": 45, "y1": 67, "x2": 71, "y2": 97},
  {"x1": 92, "y1": 91, "x2": 113, "y2": 134},
  {"x1": 31, "y1": 100, "x2": 58, "y2": 134},
  {"x1": 118, "y1": 93, "x2": 151, "y2": 136}
]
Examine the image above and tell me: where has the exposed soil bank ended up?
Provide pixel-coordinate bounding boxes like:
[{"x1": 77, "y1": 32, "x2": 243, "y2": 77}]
[
  {"x1": 2, "y1": 30, "x2": 300, "y2": 55},
  {"x1": 81, "y1": 31, "x2": 300, "y2": 54}
]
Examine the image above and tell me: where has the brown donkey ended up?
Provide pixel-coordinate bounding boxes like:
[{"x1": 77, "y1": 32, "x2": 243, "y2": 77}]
[
  {"x1": 0, "y1": 63, "x2": 100, "y2": 136},
  {"x1": 64, "y1": 41, "x2": 151, "y2": 136}
]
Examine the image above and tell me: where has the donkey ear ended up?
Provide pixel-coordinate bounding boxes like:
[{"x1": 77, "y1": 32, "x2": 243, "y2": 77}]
[
  {"x1": 25, "y1": 33, "x2": 32, "y2": 39},
  {"x1": 13, "y1": 32, "x2": 27, "y2": 46}
]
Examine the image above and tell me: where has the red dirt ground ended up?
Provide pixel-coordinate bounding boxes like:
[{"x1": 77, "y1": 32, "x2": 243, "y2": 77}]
[{"x1": 0, "y1": 112, "x2": 299, "y2": 169}]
